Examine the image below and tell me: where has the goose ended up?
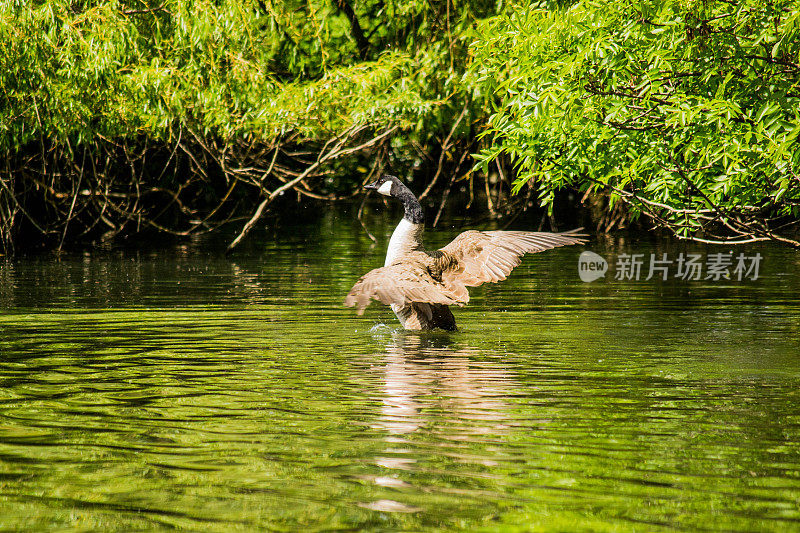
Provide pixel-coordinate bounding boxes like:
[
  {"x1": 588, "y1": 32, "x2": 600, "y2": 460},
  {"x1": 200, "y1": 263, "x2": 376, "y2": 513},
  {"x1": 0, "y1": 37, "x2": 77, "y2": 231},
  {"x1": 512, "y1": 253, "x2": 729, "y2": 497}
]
[{"x1": 344, "y1": 175, "x2": 586, "y2": 330}]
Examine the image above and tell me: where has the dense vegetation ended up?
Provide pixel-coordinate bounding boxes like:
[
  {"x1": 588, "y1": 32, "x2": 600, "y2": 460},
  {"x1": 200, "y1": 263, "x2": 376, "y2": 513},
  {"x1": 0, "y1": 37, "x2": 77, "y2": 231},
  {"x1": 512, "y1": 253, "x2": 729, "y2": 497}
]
[
  {"x1": 473, "y1": 1, "x2": 800, "y2": 246},
  {"x1": 1, "y1": 0, "x2": 798, "y2": 253}
]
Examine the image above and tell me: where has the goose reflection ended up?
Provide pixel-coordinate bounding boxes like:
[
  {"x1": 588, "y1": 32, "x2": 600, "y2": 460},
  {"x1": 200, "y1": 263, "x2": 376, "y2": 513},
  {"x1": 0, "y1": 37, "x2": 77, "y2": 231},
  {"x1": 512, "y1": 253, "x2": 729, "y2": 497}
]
[
  {"x1": 358, "y1": 333, "x2": 519, "y2": 511},
  {"x1": 370, "y1": 333, "x2": 518, "y2": 463}
]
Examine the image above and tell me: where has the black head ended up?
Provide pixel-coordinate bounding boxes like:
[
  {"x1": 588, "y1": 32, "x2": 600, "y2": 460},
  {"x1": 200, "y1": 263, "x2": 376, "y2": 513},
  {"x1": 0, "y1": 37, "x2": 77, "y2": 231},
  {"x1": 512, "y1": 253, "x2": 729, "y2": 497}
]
[
  {"x1": 364, "y1": 175, "x2": 423, "y2": 224},
  {"x1": 364, "y1": 175, "x2": 404, "y2": 198}
]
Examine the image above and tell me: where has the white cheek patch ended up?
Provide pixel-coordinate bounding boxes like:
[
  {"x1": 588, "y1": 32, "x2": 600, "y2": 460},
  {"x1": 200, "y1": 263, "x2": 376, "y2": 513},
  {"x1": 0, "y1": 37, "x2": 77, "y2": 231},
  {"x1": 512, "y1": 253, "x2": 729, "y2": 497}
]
[{"x1": 376, "y1": 181, "x2": 393, "y2": 196}]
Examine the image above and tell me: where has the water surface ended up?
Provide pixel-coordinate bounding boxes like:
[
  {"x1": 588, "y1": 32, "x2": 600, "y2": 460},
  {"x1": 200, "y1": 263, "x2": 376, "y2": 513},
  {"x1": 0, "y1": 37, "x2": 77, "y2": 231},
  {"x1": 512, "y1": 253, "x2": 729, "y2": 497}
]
[{"x1": 1, "y1": 206, "x2": 799, "y2": 531}]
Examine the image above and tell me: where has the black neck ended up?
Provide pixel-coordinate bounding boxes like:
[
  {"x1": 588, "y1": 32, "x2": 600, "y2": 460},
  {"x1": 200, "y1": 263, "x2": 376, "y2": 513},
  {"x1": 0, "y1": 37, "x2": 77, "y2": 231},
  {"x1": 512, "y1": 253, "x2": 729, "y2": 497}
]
[{"x1": 395, "y1": 184, "x2": 424, "y2": 224}]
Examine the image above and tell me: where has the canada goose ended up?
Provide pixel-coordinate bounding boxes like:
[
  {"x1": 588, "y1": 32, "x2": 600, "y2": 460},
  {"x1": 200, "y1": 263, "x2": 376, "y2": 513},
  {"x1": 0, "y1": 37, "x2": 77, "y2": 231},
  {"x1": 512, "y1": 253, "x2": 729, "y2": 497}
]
[{"x1": 344, "y1": 175, "x2": 586, "y2": 330}]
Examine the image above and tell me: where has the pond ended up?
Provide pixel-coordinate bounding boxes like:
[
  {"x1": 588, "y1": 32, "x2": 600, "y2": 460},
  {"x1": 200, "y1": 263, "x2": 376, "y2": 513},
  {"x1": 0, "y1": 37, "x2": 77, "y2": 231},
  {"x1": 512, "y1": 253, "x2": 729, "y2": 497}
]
[{"x1": 1, "y1": 203, "x2": 799, "y2": 531}]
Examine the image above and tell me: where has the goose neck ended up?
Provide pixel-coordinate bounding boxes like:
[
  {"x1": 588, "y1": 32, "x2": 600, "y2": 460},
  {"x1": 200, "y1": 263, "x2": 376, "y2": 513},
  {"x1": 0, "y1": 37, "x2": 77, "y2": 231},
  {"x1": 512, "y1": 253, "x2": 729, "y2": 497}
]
[
  {"x1": 385, "y1": 218, "x2": 425, "y2": 266},
  {"x1": 395, "y1": 186, "x2": 424, "y2": 225}
]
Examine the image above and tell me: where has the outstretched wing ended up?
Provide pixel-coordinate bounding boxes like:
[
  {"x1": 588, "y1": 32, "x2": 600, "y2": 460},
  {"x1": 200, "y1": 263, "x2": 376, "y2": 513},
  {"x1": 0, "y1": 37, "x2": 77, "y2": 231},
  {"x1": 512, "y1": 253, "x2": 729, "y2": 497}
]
[
  {"x1": 344, "y1": 262, "x2": 467, "y2": 315},
  {"x1": 440, "y1": 229, "x2": 587, "y2": 287}
]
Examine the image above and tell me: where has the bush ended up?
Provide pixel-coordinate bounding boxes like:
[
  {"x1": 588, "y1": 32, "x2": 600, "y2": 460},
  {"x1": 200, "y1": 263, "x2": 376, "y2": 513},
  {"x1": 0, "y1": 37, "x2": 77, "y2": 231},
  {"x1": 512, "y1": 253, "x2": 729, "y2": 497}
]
[
  {"x1": 2, "y1": 0, "x2": 798, "y2": 252},
  {"x1": 0, "y1": 0, "x2": 490, "y2": 252},
  {"x1": 471, "y1": 0, "x2": 800, "y2": 245}
]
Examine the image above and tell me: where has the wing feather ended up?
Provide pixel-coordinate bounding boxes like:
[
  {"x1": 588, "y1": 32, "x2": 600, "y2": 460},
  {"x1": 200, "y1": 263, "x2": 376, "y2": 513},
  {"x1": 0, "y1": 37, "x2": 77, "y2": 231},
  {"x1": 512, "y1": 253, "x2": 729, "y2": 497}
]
[
  {"x1": 439, "y1": 228, "x2": 586, "y2": 287},
  {"x1": 344, "y1": 229, "x2": 586, "y2": 315},
  {"x1": 344, "y1": 262, "x2": 467, "y2": 315}
]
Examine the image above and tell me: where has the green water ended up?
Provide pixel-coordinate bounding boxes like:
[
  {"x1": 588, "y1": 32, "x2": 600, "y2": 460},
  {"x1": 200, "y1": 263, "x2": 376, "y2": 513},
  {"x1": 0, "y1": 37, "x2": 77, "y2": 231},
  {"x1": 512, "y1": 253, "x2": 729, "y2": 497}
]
[{"x1": 1, "y1": 206, "x2": 799, "y2": 531}]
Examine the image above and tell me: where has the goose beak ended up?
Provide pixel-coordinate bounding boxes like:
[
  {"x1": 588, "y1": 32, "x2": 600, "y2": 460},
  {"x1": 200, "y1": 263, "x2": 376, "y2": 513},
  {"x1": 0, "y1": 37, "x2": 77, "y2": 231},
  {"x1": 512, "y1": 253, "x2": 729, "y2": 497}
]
[{"x1": 364, "y1": 182, "x2": 379, "y2": 190}]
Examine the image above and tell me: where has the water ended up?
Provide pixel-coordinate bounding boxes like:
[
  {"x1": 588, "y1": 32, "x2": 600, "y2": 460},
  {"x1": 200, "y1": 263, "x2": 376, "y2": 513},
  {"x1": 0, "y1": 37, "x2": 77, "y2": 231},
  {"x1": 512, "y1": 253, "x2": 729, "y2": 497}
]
[{"x1": 1, "y1": 205, "x2": 799, "y2": 531}]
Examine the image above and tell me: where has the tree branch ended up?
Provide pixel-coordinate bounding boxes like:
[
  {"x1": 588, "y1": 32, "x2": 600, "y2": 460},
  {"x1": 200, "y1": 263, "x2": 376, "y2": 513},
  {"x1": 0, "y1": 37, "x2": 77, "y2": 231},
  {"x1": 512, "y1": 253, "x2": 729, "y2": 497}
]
[{"x1": 333, "y1": 0, "x2": 370, "y2": 60}]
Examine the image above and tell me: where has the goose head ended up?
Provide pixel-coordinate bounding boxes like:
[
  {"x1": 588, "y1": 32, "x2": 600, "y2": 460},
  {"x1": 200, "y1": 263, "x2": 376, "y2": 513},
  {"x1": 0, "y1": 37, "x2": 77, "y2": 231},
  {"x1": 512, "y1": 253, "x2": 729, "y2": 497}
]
[
  {"x1": 364, "y1": 175, "x2": 405, "y2": 198},
  {"x1": 364, "y1": 174, "x2": 424, "y2": 224}
]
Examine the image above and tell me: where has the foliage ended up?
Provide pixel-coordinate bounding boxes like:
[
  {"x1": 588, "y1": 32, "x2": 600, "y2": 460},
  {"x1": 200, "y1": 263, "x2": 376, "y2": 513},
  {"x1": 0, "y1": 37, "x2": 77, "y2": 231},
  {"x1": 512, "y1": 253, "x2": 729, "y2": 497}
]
[
  {"x1": 1, "y1": 0, "x2": 799, "y2": 252},
  {"x1": 0, "y1": 0, "x2": 488, "y2": 252},
  {"x1": 0, "y1": 0, "x2": 483, "y2": 146},
  {"x1": 471, "y1": 0, "x2": 800, "y2": 246}
]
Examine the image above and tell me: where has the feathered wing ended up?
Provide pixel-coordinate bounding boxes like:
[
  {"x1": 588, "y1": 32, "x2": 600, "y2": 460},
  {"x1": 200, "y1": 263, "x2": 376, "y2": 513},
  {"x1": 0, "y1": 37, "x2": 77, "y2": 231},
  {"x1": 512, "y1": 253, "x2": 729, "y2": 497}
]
[
  {"x1": 440, "y1": 229, "x2": 587, "y2": 287},
  {"x1": 344, "y1": 262, "x2": 467, "y2": 315},
  {"x1": 344, "y1": 229, "x2": 586, "y2": 314}
]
